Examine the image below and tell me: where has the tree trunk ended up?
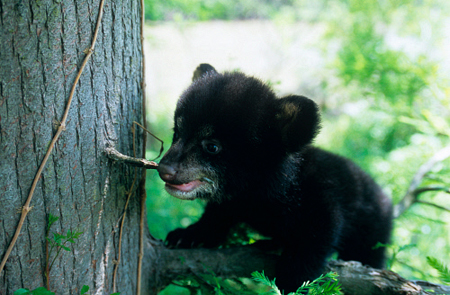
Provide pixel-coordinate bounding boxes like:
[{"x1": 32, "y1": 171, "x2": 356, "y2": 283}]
[{"x1": 0, "y1": 0, "x2": 148, "y2": 294}]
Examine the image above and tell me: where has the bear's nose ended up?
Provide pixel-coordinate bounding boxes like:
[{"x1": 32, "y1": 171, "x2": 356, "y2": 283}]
[{"x1": 157, "y1": 163, "x2": 177, "y2": 182}]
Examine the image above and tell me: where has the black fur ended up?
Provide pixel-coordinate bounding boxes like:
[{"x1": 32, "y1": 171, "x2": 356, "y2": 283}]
[{"x1": 157, "y1": 64, "x2": 393, "y2": 292}]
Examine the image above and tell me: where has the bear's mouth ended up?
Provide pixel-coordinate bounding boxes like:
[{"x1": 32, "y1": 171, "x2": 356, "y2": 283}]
[{"x1": 164, "y1": 179, "x2": 207, "y2": 200}]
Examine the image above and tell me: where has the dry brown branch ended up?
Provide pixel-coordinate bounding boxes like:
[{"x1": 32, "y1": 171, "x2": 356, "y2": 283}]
[
  {"x1": 0, "y1": 0, "x2": 106, "y2": 275},
  {"x1": 393, "y1": 145, "x2": 450, "y2": 218},
  {"x1": 106, "y1": 146, "x2": 158, "y2": 169},
  {"x1": 416, "y1": 200, "x2": 450, "y2": 212},
  {"x1": 133, "y1": 121, "x2": 164, "y2": 160},
  {"x1": 407, "y1": 186, "x2": 450, "y2": 213},
  {"x1": 414, "y1": 186, "x2": 450, "y2": 195}
]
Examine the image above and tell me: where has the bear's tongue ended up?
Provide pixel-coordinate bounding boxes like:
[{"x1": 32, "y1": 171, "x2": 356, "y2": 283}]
[{"x1": 166, "y1": 180, "x2": 202, "y2": 192}]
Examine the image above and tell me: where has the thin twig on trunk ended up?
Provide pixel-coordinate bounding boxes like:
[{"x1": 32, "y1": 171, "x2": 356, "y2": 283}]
[{"x1": 106, "y1": 147, "x2": 158, "y2": 169}]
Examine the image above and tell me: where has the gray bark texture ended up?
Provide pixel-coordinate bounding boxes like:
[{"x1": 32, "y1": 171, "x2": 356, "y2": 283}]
[{"x1": 0, "y1": 0, "x2": 148, "y2": 294}]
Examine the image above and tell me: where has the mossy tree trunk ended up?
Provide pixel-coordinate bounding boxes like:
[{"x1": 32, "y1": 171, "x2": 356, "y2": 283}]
[{"x1": 0, "y1": 0, "x2": 149, "y2": 293}]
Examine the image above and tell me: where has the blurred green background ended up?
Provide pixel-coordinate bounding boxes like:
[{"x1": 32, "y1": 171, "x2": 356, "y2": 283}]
[{"x1": 144, "y1": 0, "x2": 450, "y2": 292}]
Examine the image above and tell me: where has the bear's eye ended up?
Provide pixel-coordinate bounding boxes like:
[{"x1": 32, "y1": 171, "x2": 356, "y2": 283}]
[{"x1": 202, "y1": 140, "x2": 221, "y2": 155}]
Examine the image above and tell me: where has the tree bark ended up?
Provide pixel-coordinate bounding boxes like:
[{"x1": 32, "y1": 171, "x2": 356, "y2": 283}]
[{"x1": 0, "y1": 0, "x2": 148, "y2": 294}]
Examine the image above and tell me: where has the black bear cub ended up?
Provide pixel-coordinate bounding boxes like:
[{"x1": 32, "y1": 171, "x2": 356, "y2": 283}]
[{"x1": 157, "y1": 64, "x2": 393, "y2": 292}]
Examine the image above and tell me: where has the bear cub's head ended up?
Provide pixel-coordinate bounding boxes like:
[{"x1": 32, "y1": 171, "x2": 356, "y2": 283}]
[{"x1": 158, "y1": 64, "x2": 320, "y2": 202}]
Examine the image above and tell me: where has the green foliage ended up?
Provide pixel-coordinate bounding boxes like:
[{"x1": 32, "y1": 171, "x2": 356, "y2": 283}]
[
  {"x1": 373, "y1": 242, "x2": 419, "y2": 270},
  {"x1": 165, "y1": 273, "x2": 258, "y2": 295},
  {"x1": 144, "y1": 0, "x2": 299, "y2": 21},
  {"x1": 251, "y1": 271, "x2": 342, "y2": 295},
  {"x1": 13, "y1": 288, "x2": 55, "y2": 295},
  {"x1": 44, "y1": 214, "x2": 83, "y2": 290},
  {"x1": 161, "y1": 270, "x2": 341, "y2": 295},
  {"x1": 323, "y1": 0, "x2": 441, "y2": 117},
  {"x1": 12, "y1": 216, "x2": 118, "y2": 295},
  {"x1": 335, "y1": 26, "x2": 431, "y2": 107},
  {"x1": 316, "y1": 0, "x2": 450, "y2": 283},
  {"x1": 45, "y1": 214, "x2": 83, "y2": 279},
  {"x1": 427, "y1": 257, "x2": 450, "y2": 285},
  {"x1": 224, "y1": 223, "x2": 267, "y2": 247},
  {"x1": 80, "y1": 285, "x2": 90, "y2": 295},
  {"x1": 295, "y1": 273, "x2": 342, "y2": 295},
  {"x1": 46, "y1": 213, "x2": 58, "y2": 232},
  {"x1": 251, "y1": 271, "x2": 281, "y2": 295}
]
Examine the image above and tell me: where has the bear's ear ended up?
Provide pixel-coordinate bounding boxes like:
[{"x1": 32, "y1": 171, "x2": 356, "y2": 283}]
[
  {"x1": 192, "y1": 63, "x2": 217, "y2": 82},
  {"x1": 276, "y1": 95, "x2": 321, "y2": 153}
]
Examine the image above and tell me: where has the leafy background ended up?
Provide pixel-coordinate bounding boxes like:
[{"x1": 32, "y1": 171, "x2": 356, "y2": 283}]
[{"x1": 143, "y1": 0, "x2": 450, "y2": 293}]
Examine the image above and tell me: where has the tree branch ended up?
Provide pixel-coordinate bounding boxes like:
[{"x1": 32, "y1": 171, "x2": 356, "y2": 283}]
[
  {"x1": 145, "y1": 240, "x2": 450, "y2": 295},
  {"x1": 147, "y1": 240, "x2": 278, "y2": 293},
  {"x1": 393, "y1": 145, "x2": 450, "y2": 218},
  {"x1": 416, "y1": 200, "x2": 450, "y2": 213},
  {"x1": 106, "y1": 147, "x2": 158, "y2": 169},
  {"x1": 325, "y1": 260, "x2": 450, "y2": 295}
]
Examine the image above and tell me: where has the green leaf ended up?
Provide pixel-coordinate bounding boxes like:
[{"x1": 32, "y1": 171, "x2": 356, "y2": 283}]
[
  {"x1": 80, "y1": 285, "x2": 89, "y2": 294},
  {"x1": 251, "y1": 271, "x2": 281, "y2": 294},
  {"x1": 13, "y1": 289, "x2": 31, "y2": 295},
  {"x1": 398, "y1": 244, "x2": 416, "y2": 253},
  {"x1": 179, "y1": 256, "x2": 186, "y2": 265},
  {"x1": 67, "y1": 231, "x2": 83, "y2": 240},
  {"x1": 47, "y1": 214, "x2": 59, "y2": 231},
  {"x1": 372, "y1": 242, "x2": 390, "y2": 250},
  {"x1": 294, "y1": 272, "x2": 342, "y2": 295},
  {"x1": 109, "y1": 293, "x2": 121, "y2": 295},
  {"x1": 53, "y1": 233, "x2": 65, "y2": 243},
  {"x1": 61, "y1": 245, "x2": 71, "y2": 251},
  {"x1": 30, "y1": 287, "x2": 55, "y2": 295},
  {"x1": 427, "y1": 256, "x2": 450, "y2": 285}
]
